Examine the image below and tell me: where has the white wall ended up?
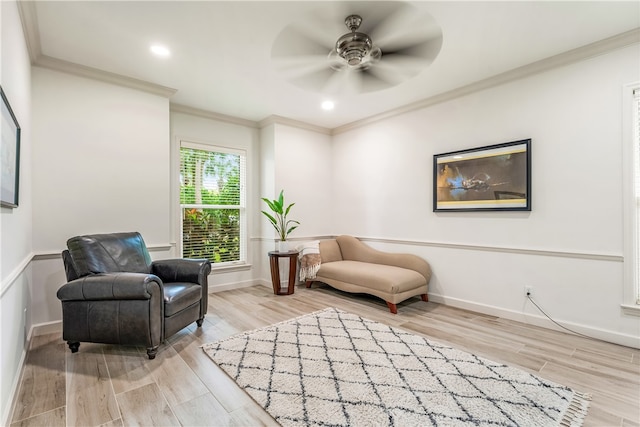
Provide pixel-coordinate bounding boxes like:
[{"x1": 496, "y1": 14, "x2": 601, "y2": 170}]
[
  {"x1": 29, "y1": 67, "x2": 172, "y2": 327},
  {"x1": 0, "y1": 0, "x2": 33, "y2": 423},
  {"x1": 32, "y1": 68, "x2": 171, "y2": 250},
  {"x1": 331, "y1": 45, "x2": 640, "y2": 347},
  {"x1": 271, "y1": 123, "x2": 333, "y2": 239}
]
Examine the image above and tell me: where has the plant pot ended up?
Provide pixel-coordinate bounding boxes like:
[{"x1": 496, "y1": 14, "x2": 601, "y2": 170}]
[{"x1": 278, "y1": 240, "x2": 289, "y2": 252}]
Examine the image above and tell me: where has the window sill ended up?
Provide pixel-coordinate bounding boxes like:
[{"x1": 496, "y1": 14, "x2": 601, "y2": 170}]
[
  {"x1": 621, "y1": 304, "x2": 640, "y2": 317},
  {"x1": 210, "y1": 263, "x2": 252, "y2": 274}
]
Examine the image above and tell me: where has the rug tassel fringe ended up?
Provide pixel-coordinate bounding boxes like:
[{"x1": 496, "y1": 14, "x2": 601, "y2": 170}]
[{"x1": 558, "y1": 391, "x2": 592, "y2": 427}]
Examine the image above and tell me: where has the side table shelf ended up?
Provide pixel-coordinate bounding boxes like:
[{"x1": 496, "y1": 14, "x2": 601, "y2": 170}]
[{"x1": 268, "y1": 251, "x2": 299, "y2": 295}]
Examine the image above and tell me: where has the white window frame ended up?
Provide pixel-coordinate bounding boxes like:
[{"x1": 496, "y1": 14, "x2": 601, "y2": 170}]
[
  {"x1": 622, "y1": 82, "x2": 640, "y2": 315},
  {"x1": 174, "y1": 138, "x2": 248, "y2": 271}
]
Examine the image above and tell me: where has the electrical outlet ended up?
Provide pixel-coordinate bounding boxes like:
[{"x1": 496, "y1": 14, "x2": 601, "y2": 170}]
[{"x1": 525, "y1": 286, "x2": 533, "y2": 297}]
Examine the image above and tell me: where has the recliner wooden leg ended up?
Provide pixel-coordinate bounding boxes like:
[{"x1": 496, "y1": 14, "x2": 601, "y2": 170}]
[
  {"x1": 196, "y1": 318, "x2": 204, "y2": 327},
  {"x1": 147, "y1": 347, "x2": 158, "y2": 360},
  {"x1": 386, "y1": 302, "x2": 398, "y2": 314},
  {"x1": 421, "y1": 294, "x2": 428, "y2": 302},
  {"x1": 67, "y1": 341, "x2": 80, "y2": 353}
]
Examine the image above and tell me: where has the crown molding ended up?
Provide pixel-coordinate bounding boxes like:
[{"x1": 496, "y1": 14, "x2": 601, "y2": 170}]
[
  {"x1": 333, "y1": 27, "x2": 640, "y2": 135},
  {"x1": 258, "y1": 115, "x2": 332, "y2": 135},
  {"x1": 170, "y1": 103, "x2": 259, "y2": 128},
  {"x1": 169, "y1": 107, "x2": 332, "y2": 134},
  {"x1": 34, "y1": 55, "x2": 177, "y2": 98},
  {"x1": 16, "y1": 0, "x2": 40, "y2": 63}
]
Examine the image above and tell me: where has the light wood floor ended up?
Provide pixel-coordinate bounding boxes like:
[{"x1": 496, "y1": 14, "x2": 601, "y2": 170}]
[{"x1": 9, "y1": 283, "x2": 640, "y2": 427}]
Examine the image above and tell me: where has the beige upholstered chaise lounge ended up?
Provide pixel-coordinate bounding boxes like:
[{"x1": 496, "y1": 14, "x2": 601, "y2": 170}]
[{"x1": 305, "y1": 235, "x2": 432, "y2": 313}]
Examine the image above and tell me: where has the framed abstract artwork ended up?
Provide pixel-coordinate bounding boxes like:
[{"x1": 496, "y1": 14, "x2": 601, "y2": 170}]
[
  {"x1": 1, "y1": 86, "x2": 21, "y2": 208},
  {"x1": 434, "y1": 139, "x2": 531, "y2": 212}
]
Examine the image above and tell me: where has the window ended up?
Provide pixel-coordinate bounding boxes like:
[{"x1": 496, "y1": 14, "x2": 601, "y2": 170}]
[
  {"x1": 624, "y1": 83, "x2": 640, "y2": 310},
  {"x1": 179, "y1": 141, "x2": 246, "y2": 266},
  {"x1": 633, "y1": 88, "x2": 640, "y2": 304}
]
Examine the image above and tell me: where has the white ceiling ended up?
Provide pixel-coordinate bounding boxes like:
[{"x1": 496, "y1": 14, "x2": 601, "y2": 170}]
[{"x1": 25, "y1": 1, "x2": 640, "y2": 129}]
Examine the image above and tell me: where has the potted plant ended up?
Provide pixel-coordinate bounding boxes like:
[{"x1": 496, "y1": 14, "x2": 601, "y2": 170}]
[{"x1": 262, "y1": 189, "x2": 300, "y2": 252}]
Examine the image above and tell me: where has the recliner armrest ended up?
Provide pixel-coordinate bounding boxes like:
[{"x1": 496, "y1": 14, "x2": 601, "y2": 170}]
[
  {"x1": 151, "y1": 259, "x2": 211, "y2": 285},
  {"x1": 56, "y1": 273, "x2": 163, "y2": 301}
]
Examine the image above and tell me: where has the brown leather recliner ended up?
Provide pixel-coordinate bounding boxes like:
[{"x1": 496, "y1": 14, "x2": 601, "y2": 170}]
[{"x1": 56, "y1": 232, "x2": 211, "y2": 359}]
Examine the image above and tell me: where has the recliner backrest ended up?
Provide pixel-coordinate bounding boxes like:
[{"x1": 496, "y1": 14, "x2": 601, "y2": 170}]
[
  {"x1": 61, "y1": 249, "x2": 80, "y2": 281},
  {"x1": 66, "y1": 232, "x2": 153, "y2": 277}
]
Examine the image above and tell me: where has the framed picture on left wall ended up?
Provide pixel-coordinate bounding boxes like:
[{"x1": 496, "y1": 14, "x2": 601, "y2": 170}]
[{"x1": 1, "y1": 85, "x2": 21, "y2": 208}]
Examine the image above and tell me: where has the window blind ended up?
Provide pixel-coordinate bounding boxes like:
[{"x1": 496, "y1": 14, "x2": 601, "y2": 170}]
[{"x1": 179, "y1": 142, "x2": 246, "y2": 265}]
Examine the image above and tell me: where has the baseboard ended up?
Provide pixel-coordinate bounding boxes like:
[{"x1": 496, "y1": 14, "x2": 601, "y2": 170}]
[
  {"x1": 2, "y1": 320, "x2": 37, "y2": 427},
  {"x1": 209, "y1": 279, "x2": 268, "y2": 293},
  {"x1": 32, "y1": 320, "x2": 62, "y2": 336},
  {"x1": 428, "y1": 293, "x2": 640, "y2": 349}
]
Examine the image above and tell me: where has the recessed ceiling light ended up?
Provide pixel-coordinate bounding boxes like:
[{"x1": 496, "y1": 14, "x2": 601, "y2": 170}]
[
  {"x1": 321, "y1": 100, "x2": 335, "y2": 111},
  {"x1": 150, "y1": 44, "x2": 171, "y2": 58}
]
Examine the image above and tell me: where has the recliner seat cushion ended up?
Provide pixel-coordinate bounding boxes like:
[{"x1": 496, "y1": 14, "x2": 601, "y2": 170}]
[{"x1": 163, "y1": 282, "x2": 202, "y2": 317}]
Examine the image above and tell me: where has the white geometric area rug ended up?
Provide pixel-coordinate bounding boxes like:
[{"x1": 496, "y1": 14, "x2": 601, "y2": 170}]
[{"x1": 202, "y1": 308, "x2": 591, "y2": 427}]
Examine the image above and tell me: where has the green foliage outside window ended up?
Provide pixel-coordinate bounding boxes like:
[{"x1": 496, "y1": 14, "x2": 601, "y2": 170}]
[{"x1": 180, "y1": 147, "x2": 243, "y2": 263}]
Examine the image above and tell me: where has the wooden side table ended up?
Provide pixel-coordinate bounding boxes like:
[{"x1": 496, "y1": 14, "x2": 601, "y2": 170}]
[{"x1": 268, "y1": 251, "x2": 299, "y2": 295}]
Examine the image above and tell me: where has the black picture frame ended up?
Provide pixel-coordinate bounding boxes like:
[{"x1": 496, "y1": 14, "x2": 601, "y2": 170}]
[
  {"x1": 434, "y1": 139, "x2": 531, "y2": 212},
  {"x1": 1, "y1": 86, "x2": 21, "y2": 208}
]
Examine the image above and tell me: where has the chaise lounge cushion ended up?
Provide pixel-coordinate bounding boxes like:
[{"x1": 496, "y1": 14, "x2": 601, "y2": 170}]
[{"x1": 316, "y1": 261, "x2": 426, "y2": 294}]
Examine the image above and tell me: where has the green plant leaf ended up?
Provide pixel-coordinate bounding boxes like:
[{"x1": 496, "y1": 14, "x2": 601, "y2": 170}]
[
  {"x1": 262, "y1": 189, "x2": 299, "y2": 240},
  {"x1": 284, "y1": 203, "x2": 295, "y2": 216},
  {"x1": 261, "y1": 211, "x2": 278, "y2": 227}
]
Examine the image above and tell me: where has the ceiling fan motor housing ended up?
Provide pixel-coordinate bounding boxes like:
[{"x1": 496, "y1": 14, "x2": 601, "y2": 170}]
[{"x1": 336, "y1": 32, "x2": 373, "y2": 66}]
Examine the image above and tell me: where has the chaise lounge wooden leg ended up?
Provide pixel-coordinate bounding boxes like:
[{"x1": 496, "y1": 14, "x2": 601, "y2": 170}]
[
  {"x1": 421, "y1": 294, "x2": 428, "y2": 302},
  {"x1": 305, "y1": 280, "x2": 313, "y2": 288},
  {"x1": 386, "y1": 302, "x2": 398, "y2": 314}
]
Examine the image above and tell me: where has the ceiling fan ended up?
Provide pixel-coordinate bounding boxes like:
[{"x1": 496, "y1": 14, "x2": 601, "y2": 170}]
[{"x1": 271, "y1": 2, "x2": 443, "y2": 94}]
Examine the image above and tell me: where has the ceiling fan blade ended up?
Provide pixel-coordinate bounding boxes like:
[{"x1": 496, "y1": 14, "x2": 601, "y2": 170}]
[
  {"x1": 361, "y1": 2, "x2": 417, "y2": 41},
  {"x1": 322, "y1": 68, "x2": 356, "y2": 94},
  {"x1": 271, "y1": 25, "x2": 331, "y2": 59},
  {"x1": 365, "y1": 5, "x2": 443, "y2": 59},
  {"x1": 274, "y1": 55, "x2": 334, "y2": 79},
  {"x1": 358, "y1": 67, "x2": 403, "y2": 92},
  {"x1": 382, "y1": 34, "x2": 443, "y2": 65},
  {"x1": 289, "y1": 67, "x2": 335, "y2": 92},
  {"x1": 358, "y1": 68, "x2": 396, "y2": 93}
]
